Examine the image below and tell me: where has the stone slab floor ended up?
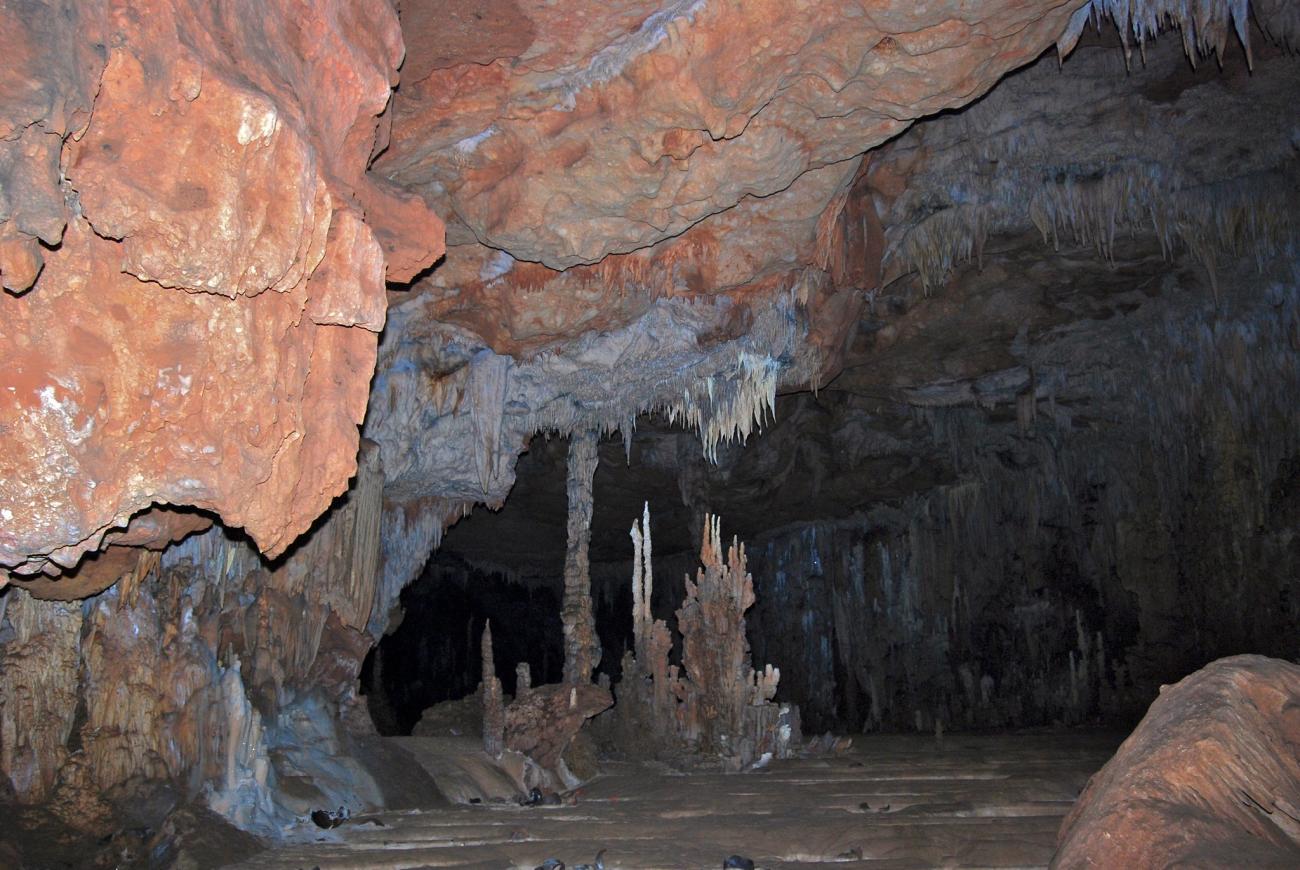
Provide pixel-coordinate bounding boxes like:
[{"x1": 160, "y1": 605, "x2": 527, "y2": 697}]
[{"x1": 232, "y1": 734, "x2": 1120, "y2": 870}]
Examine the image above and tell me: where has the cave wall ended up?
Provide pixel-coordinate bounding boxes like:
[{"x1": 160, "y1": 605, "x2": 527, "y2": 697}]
[
  {"x1": 0, "y1": 0, "x2": 442, "y2": 581},
  {"x1": 418, "y1": 249, "x2": 1299, "y2": 737},
  {"x1": 745, "y1": 260, "x2": 1300, "y2": 734},
  {"x1": 0, "y1": 444, "x2": 387, "y2": 833},
  {"x1": 364, "y1": 555, "x2": 564, "y2": 735},
  {"x1": 405, "y1": 28, "x2": 1300, "y2": 738}
]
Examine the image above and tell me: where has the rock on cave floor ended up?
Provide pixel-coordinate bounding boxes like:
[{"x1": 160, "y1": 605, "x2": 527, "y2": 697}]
[{"x1": 234, "y1": 733, "x2": 1119, "y2": 869}]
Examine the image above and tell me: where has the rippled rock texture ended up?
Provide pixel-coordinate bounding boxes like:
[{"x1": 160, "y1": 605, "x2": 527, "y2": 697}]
[{"x1": 1055, "y1": 655, "x2": 1300, "y2": 868}]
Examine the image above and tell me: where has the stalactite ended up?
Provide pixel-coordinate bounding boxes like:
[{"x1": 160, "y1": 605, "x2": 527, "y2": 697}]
[
  {"x1": 561, "y1": 430, "x2": 600, "y2": 684},
  {"x1": 898, "y1": 168, "x2": 1296, "y2": 292},
  {"x1": 660, "y1": 351, "x2": 782, "y2": 461},
  {"x1": 468, "y1": 349, "x2": 512, "y2": 495},
  {"x1": 1074, "y1": 0, "x2": 1262, "y2": 65},
  {"x1": 480, "y1": 620, "x2": 505, "y2": 758}
]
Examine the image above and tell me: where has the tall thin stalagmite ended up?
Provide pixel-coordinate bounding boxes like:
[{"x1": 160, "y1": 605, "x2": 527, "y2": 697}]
[
  {"x1": 562, "y1": 430, "x2": 600, "y2": 684},
  {"x1": 481, "y1": 620, "x2": 505, "y2": 757},
  {"x1": 630, "y1": 500, "x2": 653, "y2": 664}
]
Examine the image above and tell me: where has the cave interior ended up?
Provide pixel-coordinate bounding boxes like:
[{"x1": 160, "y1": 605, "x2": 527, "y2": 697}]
[{"x1": 1, "y1": 1, "x2": 1298, "y2": 868}]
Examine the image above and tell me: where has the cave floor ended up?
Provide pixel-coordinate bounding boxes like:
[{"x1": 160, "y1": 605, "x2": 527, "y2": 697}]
[{"x1": 233, "y1": 733, "x2": 1120, "y2": 870}]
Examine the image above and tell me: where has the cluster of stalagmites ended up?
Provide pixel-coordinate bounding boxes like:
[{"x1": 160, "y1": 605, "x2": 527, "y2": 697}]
[
  {"x1": 476, "y1": 501, "x2": 798, "y2": 782},
  {"x1": 618, "y1": 506, "x2": 799, "y2": 769}
]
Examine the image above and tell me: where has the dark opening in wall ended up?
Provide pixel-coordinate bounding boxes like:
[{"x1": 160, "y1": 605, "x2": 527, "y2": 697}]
[
  {"x1": 358, "y1": 431, "x2": 706, "y2": 735},
  {"x1": 360, "y1": 555, "x2": 564, "y2": 735}
]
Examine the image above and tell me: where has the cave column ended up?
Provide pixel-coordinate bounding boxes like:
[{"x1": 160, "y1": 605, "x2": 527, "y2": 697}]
[{"x1": 562, "y1": 430, "x2": 600, "y2": 684}]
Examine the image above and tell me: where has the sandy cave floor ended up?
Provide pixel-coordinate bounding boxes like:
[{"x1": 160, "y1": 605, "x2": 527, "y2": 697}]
[{"x1": 232, "y1": 734, "x2": 1119, "y2": 870}]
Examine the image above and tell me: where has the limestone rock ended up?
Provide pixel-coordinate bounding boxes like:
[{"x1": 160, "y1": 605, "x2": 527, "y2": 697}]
[
  {"x1": 1, "y1": 0, "x2": 443, "y2": 580},
  {"x1": 384, "y1": 0, "x2": 1087, "y2": 269},
  {"x1": 505, "y1": 683, "x2": 613, "y2": 771},
  {"x1": 1054, "y1": 655, "x2": 1300, "y2": 868}
]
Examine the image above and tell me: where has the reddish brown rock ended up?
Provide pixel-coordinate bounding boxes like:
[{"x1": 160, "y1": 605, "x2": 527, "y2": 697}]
[
  {"x1": 1, "y1": 0, "x2": 443, "y2": 580},
  {"x1": 11, "y1": 509, "x2": 212, "y2": 602},
  {"x1": 505, "y1": 683, "x2": 613, "y2": 771},
  {"x1": 409, "y1": 155, "x2": 875, "y2": 387},
  {"x1": 1, "y1": 222, "x2": 376, "y2": 576},
  {"x1": 384, "y1": 0, "x2": 1086, "y2": 269},
  {"x1": 0, "y1": 2, "x2": 104, "y2": 295},
  {"x1": 1055, "y1": 655, "x2": 1300, "y2": 868}
]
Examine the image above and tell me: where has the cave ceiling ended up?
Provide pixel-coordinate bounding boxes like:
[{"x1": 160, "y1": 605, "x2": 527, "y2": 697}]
[{"x1": 1, "y1": 0, "x2": 1297, "y2": 595}]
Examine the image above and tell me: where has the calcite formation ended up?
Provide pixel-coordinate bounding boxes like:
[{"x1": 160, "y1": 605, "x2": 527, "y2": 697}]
[
  {"x1": 504, "y1": 683, "x2": 613, "y2": 773},
  {"x1": 0, "y1": 593, "x2": 83, "y2": 802},
  {"x1": 1055, "y1": 656, "x2": 1300, "y2": 868},
  {"x1": 365, "y1": 0, "x2": 1300, "y2": 617},
  {"x1": 674, "y1": 516, "x2": 786, "y2": 760},
  {"x1": 617, "y1": 508, "x2": 798, "y2": 768},
  {"x1": 479, "y1": 614, "x2": 610, "y2": 779},
  {"x1": 1, "y1": 0, "x2": 442, "y2": 580},
  {"x1": 561, "y1": 431, "x2": 600, "y2": 685},
  {"x1": 0, "y1": 442, "x2": 389, "y2": 835},
  {"x1": 480, "y1": 620, "x2": 506, "y2": 758},
  {"x1": 1, "y1": 0, "x2": 1298, "y2": 863}
]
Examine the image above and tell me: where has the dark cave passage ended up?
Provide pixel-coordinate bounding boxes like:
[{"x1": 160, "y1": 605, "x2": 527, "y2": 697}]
[{"x1": 361, "y1": 555, "x2": 565, "y2": 735}]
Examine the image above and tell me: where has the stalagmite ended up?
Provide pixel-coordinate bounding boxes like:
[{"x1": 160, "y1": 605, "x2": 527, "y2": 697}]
[
  {"x1": 616, "y1": 508, "x2": 799, "y2": 767},
  {"x1": 628, "y1": 503, "x2": 675, "y2": 724},
  {"x1": 206, "y1": 656, "x2": 273, "y2": 832},
  {"x1": 480, "y1": 620, "x2": 505, "y2": 758},
  {"x1": 630, "y1": 500, "x2": 653, "y2": 665},
  {"x1": 561, "y1": 430, "x2": 600, "y2": 684},
  {"x1": 675, "y1": 516, "x2": 777, "y2": 761}
]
